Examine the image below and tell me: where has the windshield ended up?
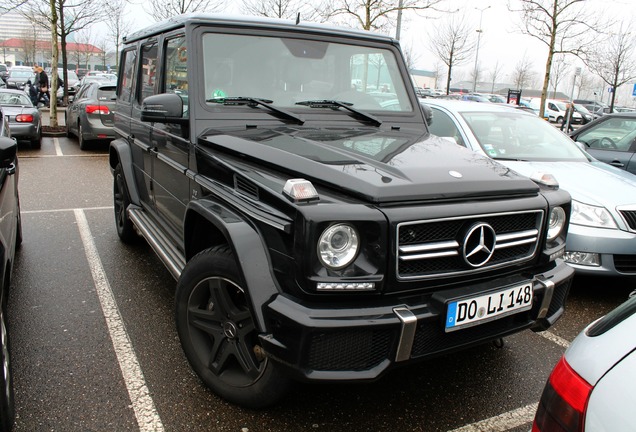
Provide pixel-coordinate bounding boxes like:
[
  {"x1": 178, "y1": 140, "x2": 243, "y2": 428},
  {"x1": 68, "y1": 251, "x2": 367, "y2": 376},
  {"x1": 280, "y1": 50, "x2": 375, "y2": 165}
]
[
  {"x1": 9, "y1": 70, "x2": 33, "y2": 78},
  {"x1": 201, "y1": 33, "x2": 412, "y2": 112},
  {"x1": 0, "y1": 92, "x2": 32, "y2": 106},
  {"x1": 462, "y1": 111, "x2": 589, "y2": 162}
]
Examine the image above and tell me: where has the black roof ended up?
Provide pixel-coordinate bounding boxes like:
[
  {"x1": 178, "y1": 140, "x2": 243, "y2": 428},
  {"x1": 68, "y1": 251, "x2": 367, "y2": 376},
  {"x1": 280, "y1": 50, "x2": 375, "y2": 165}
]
[{"x1": 123, "y1": 13, "x2": 397, "y2": 45}]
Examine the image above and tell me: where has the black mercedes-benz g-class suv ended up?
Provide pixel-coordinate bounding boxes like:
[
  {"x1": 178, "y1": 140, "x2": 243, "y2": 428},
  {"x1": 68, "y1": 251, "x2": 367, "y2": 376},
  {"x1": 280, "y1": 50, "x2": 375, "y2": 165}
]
[{"x1": 110, "y1": 14, "x2": 574, "y2": 408}]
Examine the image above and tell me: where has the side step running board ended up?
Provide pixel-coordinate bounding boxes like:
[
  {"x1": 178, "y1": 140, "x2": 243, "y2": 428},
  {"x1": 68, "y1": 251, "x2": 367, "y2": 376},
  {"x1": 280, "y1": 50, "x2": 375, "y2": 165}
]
[{"x1": 128, "y1": 206, "x2": 186, "y2": 280}]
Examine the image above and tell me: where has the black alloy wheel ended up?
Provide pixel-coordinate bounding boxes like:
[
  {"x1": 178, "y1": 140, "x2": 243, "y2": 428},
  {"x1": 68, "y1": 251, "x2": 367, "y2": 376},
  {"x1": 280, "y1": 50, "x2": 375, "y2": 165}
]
[{"x1": 113, "y1": 163, "x2": 137, "y2": 243}]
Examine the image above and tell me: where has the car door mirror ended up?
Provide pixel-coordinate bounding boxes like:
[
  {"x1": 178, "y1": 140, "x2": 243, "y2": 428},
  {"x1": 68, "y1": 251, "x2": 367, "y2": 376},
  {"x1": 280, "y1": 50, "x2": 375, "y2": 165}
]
[
  {"x1": 141, "y1": 93, "x2": 188, "y2": 124},
  {"x1": 0, "y1": 137, "x2": 17, "y2": 169}
]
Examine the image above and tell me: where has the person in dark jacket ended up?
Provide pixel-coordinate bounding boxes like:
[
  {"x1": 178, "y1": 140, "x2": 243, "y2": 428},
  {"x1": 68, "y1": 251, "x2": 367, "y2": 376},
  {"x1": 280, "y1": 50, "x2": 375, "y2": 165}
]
[
  {"x1": 560, "y1": 103, "x2": 574, "y2": 132},
  {"x1": 36, "y1": 66, "x2": 50, "y2": 107}
]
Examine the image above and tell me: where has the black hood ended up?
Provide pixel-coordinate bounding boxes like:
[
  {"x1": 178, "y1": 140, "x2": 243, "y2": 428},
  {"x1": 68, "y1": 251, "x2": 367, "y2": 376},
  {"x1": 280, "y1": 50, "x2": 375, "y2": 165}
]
[{"x1": 198, "y1": 126, "x2": 539, "y2": 203}]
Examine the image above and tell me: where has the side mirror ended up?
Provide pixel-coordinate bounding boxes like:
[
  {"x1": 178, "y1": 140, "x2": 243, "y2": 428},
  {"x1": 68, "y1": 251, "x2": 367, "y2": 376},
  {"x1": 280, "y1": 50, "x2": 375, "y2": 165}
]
[
  {"x1": 0, "y1": 136, "x2": 17, "y2": 169},
  {"x1": 141, "y1": 93, "x2": 188, "y2": 124}
]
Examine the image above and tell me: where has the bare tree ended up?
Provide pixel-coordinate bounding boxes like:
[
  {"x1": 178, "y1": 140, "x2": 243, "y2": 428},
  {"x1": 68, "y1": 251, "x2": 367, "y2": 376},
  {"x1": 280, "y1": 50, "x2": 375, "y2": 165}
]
[
  {"x1": 241, "y1": 0, "x2": 320, "y2": 21},
  {"x1": 428, "y1": 14, "x2": 474, "y2": 94},
  {"x1": 576, "y1": 70, "x2": 599, "y2": 99},
  {"x1": 18, "y1": 28, "x2": 38, "y2": 65},
  {"x1": 322, "y1": 0, "x2": 445, "y2": 33},
  {"x1": 147, "y1": 0, "x2": 224, "y2": 22},
  {"x1": 432, "y1": 61, "x2": 445, "y2": 89},
  {"x1": 20, "y1": 0, "x2": 104, "y2": 104},
  {"x1": 488, "y1": 60, "x2": 504, "y2": 93},
  {"x1": 104, "y1": 0, "x2": 132, "y2": 71},
  {"x1": 509, "y1": 0, "x2": 603, "y2": 118},
  {"x1": 49, "y1": 0, "x2": 59, "y2": 126},
  {"x1": 585, "y1": 20, "x2": 636, "y2": 112},
  {"x1": 510, "y1": 54, "x2": 536, "y2": 90},
  {"x1": 548, "y1": 54, "x2": 570, "y2": 98},
  {"x1": 402, "y1": 44, "x2": 421, "y2": 70},
  {"x1": 72, "y1": 29, "x2": 97, "y2": 70}
]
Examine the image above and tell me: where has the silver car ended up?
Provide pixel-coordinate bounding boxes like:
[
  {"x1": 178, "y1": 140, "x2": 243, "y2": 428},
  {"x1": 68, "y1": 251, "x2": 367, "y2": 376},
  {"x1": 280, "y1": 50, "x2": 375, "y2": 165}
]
[
  {"x1": 424, "y1": 99, "x2": 636, "y2": 277},
  {"x1": 0, "y1": 89, "x2": 42, "y2": 148},
  {"x1": 533, "y1": 293, "x2": 636, "y2": 431},
  {"x1": 65, "y1": 81, "x2": 116, "y2": 150}
]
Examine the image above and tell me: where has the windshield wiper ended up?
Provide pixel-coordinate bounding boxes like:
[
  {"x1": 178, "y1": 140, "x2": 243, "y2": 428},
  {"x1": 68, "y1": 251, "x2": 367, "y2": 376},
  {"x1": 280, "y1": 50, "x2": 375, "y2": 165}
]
[
  {"x1": 207, "y1": 96, "x2": 305, "y2": 125},
  {"x1": 295, "y1": 100, "x2": 382, "y2": 127}
]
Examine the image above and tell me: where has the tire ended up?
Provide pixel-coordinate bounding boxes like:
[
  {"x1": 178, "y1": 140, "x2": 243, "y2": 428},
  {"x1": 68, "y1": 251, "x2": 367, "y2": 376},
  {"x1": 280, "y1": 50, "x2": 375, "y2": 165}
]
[
  {"x1": 78, "y1": 122, "x2": 89, "y2": 150},
  {"x1": 0, "y1": 298, "x2": 15, "y2": 432},
  {"x1": 113, "y1": 163, "x2": 137, "y2": 243},
  {"x1": 175, "y1": 246, "x2": 290, "y2": 408},
  {"x1": 556, "y1": 116, "x2": 563, "y2": 124},
  {"x1": 31, "y1": 130, "x2": 41, "y2": 149},
  {"x1": 65, "y1": 114, "x2": 73, "y2": 138}
]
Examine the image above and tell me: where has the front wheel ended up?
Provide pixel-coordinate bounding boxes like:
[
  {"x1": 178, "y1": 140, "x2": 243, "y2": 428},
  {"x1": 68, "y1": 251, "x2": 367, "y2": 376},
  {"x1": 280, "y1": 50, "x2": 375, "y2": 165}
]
[
  {"x1": 175, "y1": 246, "x2": 290, "y2": 408},
  {"x1": 78, "y1": 123, "x2": 90, "y2": 150},
  {"x1": 0, "y1": 300, "x2": 15, "y2": 432},
  {"x1": 113, "y1": 163, "x2": 137, "y2": 243}
]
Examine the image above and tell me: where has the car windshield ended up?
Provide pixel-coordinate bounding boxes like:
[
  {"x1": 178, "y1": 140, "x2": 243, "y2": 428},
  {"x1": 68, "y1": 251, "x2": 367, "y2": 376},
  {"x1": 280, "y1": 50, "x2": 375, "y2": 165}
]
[
  {"x1": 9, "y1": 70, "x2": 33, "y2": 78},
  {"x1": 0, "y1": 92, "x2": 33, "y2": 106},
  {"x1": 201, "y1": 33, "x2": 413, "y2": 112},
  {"x1": 461, "y1": 111, "x2": 588, "y2": 161}
]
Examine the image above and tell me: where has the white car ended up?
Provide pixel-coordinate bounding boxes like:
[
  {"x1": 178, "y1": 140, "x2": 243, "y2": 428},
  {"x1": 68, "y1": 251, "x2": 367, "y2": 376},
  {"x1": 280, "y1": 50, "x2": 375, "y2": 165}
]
[
  {"x1": 533, "y1": 293, "x2": 636, "y2": 431},
  {"x1": 424, "y1": 99, "x2": 636, "y2": 277},
  {"x1": 528, "y1": 97, "x2": 583, "y2": 124}
]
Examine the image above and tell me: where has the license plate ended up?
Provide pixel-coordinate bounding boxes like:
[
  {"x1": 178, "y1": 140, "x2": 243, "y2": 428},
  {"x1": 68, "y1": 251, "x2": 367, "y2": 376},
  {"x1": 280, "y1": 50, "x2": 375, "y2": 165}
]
[{"x1": 445, "y1": 282, "x2": 533, "y2": 332}]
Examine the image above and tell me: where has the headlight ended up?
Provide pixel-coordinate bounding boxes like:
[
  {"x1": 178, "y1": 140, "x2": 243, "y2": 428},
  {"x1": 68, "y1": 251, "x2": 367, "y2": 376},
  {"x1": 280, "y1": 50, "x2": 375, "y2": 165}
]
[
  {"x1": 317, "y1": 224, "x2": 359, "y2": 270},
  {"x1": 570, "y1": 200, "x2": 617, "y2": 229},
  {"x1": 547, "y1": 207, "x2": 567, "y2": 241}
]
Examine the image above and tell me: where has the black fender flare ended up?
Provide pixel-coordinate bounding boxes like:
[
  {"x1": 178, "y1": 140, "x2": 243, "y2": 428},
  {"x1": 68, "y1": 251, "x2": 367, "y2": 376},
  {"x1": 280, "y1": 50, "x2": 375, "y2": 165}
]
[
  {"x1": 185, "y1": 199, "x2": 281, "y2": 331},
  {"x1": 109, "y1": 139, "x2": 141, "y2": 206}
]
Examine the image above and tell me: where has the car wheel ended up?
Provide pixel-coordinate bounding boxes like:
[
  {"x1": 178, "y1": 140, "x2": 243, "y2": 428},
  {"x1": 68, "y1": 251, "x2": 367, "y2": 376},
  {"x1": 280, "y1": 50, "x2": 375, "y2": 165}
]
[
  {"x1": 0, "y1": 299, "x2": 15, "y2": 432},
  {"x1": 113, "y1": 163, "x2": 137, "y2": 243},
  {"x1": 78, "y1": 122, "x2": 90, "y2": 150},
  {"x1": 556, "y1": 116, "x2": 563, "y2": 124},
  {"x1": 15, "y1": 202, "x2": 21, "y2": 249},
  {"x1": 31, "y1": 129, "x2": 41, "y2": 149},
  {"x1": 175, "y1": 246, "x2": 291, "y2": 408},
  {"x1": 65, "y1": 113, "x2": 73, "y2": 138}
]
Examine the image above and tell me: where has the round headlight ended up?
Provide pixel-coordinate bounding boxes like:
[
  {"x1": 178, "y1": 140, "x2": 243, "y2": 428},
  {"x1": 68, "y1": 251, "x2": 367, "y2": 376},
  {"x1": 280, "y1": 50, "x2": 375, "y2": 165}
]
[
  {"x1": 547, "y1": 207, "x2": 567, "y2": 242},
  {"x1": 317, "y1": 224, "x2": 359, "y2": 270}
]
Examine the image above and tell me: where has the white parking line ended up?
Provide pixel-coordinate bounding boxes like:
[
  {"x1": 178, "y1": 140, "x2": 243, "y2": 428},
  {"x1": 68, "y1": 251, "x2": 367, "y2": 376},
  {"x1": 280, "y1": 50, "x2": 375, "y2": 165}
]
[
  {"x1": 53, "y1": 137, "x2": 63, "y2": 156},
  {"x1": 447, "y1": 403, "x2": 538, "y2": 432},
  {"x1": 536, "y1": 330, "x2": 571, "y2": 348},
  {"x1": 74, "y1": 209, "x2": 165, "y2": 432}
]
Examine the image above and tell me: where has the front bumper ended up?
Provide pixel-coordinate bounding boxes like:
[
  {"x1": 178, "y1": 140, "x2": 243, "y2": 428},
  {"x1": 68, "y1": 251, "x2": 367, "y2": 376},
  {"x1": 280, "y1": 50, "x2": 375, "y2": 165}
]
[
  {"x1": 566, "y1": 223, "x2": 636, "y2": 276},
  {"x1": 260, "y1": 262, "x2": 574, "y2": 381}
]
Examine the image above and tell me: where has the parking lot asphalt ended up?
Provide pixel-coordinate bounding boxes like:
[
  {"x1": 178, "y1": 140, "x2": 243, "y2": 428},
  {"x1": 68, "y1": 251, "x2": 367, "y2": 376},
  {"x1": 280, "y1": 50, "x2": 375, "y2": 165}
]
[{"x1": 7, "y1": 135, "x2": 634, "y2": 431}]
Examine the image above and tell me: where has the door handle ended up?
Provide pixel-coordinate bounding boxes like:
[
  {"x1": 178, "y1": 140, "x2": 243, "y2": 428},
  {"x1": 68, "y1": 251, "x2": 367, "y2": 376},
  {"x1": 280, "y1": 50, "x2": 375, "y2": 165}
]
[{"x1": 610, "y1": 161, "x2": 625, "y2": 168}]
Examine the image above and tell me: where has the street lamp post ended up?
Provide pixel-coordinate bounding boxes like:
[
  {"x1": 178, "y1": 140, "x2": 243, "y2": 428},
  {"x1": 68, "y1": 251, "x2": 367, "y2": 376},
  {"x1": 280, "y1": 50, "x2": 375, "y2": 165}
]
[{"x1": 472, "y1": 5, "x2": 490, "y2": 93}]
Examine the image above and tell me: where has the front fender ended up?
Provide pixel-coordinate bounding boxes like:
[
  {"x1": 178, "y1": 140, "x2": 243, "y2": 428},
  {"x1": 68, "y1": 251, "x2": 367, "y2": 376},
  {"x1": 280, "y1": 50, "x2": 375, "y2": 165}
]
[
  {"x1": 185, "y1": 200, "x2": 281, "y2": 331},
  {"x1": 109, "y1": 139, "x2": 141, "y2": 206}
]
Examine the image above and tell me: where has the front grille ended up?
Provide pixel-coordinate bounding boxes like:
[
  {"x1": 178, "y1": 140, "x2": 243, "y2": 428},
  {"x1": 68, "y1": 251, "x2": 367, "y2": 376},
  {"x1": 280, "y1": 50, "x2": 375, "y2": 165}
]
[
  {"x1": 619, "y1": 209, "x2": 636, "y2": 232},
  {"x1": 397, "y1": 211, "x2": 543, "y2": 280},
  {"x1": 307, "y1": 328, "x2": 394, "y2": 371},
  {"x1": 614, "y1": 255, "x2": 636, "y2": 273}
]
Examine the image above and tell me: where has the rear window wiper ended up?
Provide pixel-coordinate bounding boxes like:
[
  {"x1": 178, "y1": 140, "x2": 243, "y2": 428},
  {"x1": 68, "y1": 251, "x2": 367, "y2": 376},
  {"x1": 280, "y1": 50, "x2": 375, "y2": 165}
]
[
  {"x1": 295, "y1": 100, "x2": 382, "y2": 127},
  {"x1": 207, "y1": 96, "x2": 305, "y2": 125}
]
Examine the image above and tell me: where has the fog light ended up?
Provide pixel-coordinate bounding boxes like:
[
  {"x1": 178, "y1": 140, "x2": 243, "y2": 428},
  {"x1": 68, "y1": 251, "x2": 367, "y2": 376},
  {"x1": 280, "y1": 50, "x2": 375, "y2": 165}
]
[{"x1": 564, "y1": 252, "x2": 600, "y2": 267}]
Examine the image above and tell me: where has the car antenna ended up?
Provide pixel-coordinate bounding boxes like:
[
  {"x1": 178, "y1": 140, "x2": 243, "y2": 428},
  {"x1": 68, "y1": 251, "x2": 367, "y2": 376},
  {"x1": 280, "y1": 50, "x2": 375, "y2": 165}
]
[{"x1": 296, "y1": 13, "x2": 300, "y2": 25}]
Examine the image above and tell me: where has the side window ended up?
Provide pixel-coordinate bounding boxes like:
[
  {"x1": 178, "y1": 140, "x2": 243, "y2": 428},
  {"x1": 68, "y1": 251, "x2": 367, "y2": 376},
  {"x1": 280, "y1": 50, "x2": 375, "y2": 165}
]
[
  {"x1": 164, "y1": 35, "x2": 188, "y2": 116},
  {"x1": 428, "y1": 108, "x2": 465, "y2": 147},
  {"x1": 139, "y1": 41, "x2": 159, "y2": 104},
  {"x1": 118, "y1": 48, "x2": 137, "y2": 103}
]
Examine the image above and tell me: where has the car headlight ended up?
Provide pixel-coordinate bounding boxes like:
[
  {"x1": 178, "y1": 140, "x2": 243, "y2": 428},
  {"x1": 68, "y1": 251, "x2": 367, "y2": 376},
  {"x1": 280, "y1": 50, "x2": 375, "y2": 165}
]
[
  {"x1": 317, "y1": 224, "x2": 359, "y2": 270},
  {"x1": 570, "y1": 200, "x2": 617, "y2": 229},
  {"x1": 547, "y1": 207, "x2": 567, "y2": 242}
]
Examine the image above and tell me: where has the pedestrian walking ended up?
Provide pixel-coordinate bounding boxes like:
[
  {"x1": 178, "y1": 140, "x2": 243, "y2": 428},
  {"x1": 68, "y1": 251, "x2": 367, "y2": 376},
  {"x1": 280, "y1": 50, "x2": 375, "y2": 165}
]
[
  {"x1": 560, "y1": 103, "x2": 574, "y2": 133},
  {"x1": 36, "y1": 66, "x2": 50, "y2": 107}
]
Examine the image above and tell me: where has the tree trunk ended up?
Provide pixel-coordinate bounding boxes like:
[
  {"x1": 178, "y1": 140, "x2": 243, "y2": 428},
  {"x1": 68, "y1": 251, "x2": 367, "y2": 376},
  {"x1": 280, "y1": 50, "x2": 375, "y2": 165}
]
[{"x1": 49, "y1": 0, "x2": 59, "y2": 127}]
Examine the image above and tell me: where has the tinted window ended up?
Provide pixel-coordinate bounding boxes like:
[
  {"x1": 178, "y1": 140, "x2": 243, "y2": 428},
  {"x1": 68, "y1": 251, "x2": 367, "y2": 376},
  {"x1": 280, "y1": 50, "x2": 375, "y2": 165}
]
[
  {"x1": 428, "y1": 107, "x2": 465, "y2": 146},
  {"x1": 119, "y1": 48, "x2": 137, "y2": 103},
  {"x1": 164, "y1": 35, "x2": 188, "y2": 116},
  {"x1": 97, "y1": 87, "x2": 116, "y2": 102},
  {"x1": 139, "y1": 41, "x2": 158, "y2": 103},
  {"x1": 577, "y1": 117, "x2": 636, "y2": 151}
]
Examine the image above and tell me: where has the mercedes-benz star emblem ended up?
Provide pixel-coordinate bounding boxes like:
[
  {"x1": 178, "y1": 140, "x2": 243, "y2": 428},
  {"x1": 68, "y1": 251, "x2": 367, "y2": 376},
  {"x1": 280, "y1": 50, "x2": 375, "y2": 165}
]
[
  {"x1": 223, "y1": 321, "x2": 238, "y2": 339},
  {"x1": 462, "y1": 223, "x2": 497, "y2": 267}
]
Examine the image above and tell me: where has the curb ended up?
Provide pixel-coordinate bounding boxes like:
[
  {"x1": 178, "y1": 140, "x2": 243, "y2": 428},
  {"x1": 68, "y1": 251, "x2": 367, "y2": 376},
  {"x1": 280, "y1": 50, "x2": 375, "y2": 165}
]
[{"x1": 42, "y1": 126, "x2": 67, "y2": 138}]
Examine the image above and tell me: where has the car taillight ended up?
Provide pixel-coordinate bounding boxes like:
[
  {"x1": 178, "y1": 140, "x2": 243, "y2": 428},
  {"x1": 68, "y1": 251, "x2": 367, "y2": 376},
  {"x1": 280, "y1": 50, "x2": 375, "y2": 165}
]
[
  {"x1": 533, "y1": 356, "x2": 592, "y2": 432},
  {"x1": 15, "y1": 114, "x2": 34, "y2": 122},
  {"x1": 85, "y1": 105, "x2": 110, "y2": 115}
]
